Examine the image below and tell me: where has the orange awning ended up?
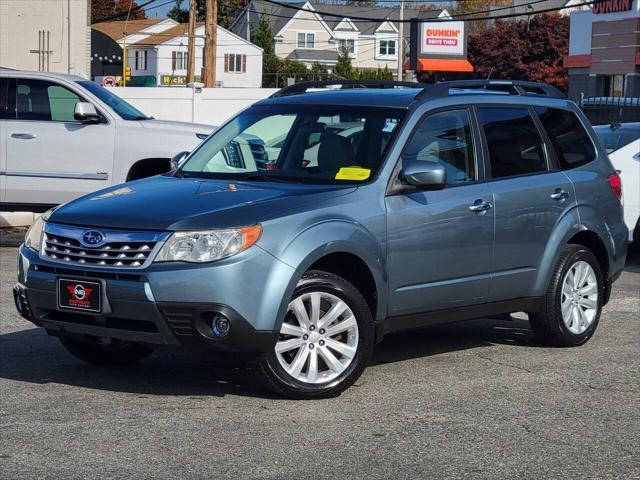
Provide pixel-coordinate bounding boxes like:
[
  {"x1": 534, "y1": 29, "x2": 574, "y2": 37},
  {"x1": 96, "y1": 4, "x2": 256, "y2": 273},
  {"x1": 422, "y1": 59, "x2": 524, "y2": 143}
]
[{"x1": 408, "y1": 58, "x2": 474, "y2": 72}]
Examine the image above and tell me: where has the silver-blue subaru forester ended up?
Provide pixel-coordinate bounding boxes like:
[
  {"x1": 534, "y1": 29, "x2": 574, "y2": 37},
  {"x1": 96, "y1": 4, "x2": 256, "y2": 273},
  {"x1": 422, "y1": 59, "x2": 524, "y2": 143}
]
[{"x1": 14, "y1": 80, "x2": 628, "y2": 399}]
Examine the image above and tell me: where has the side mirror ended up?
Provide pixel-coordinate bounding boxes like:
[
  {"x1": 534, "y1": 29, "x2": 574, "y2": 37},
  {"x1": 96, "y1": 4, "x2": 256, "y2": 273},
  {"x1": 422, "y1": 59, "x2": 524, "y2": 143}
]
[
  {"x1": 401, "y1": 160, "x2": 446, "y2": 190},
  {"x1": 74, "y1": 102, "x2": 101, "y2": 123},
  {"x1": 171, "y1": 151, "x2": 190, "y2": 170}
]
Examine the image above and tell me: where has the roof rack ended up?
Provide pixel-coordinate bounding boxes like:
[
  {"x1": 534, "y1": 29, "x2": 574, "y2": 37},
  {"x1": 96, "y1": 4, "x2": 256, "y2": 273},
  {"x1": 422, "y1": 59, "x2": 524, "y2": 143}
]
[
  {"x1": 418, "y1": 80, "x2": 566, "y2": 99},
  {"x1": 269, "y1": 79, "x2": 566, "y2": 100},
  {"x1": 269, "y1": 79, "x2": 426, "y2": 98}
]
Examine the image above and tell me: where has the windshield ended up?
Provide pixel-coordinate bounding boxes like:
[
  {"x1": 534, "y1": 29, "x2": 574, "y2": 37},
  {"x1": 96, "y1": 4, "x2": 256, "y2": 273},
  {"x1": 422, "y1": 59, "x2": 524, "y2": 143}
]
[
  {"x1": 594, "y1": 125, "x2": 640, "y2": 154},
  {"x1": 77, "y1": 81, "x2": 150, "y2": 120},
  {"x1": 178, "y1": 104, "x2": 405, "y2": 184}
]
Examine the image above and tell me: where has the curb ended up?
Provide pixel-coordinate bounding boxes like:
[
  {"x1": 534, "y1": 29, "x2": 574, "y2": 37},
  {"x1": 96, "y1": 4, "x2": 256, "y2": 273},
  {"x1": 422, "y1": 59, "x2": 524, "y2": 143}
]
[{"x1": 0, "y1": 212, "x2": 36, "y2": 228}]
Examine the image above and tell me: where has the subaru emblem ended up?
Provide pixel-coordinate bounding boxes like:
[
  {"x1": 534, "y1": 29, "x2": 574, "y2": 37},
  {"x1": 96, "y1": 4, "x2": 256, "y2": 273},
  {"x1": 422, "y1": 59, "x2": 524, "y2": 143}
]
[{"x1": 81, "y1": 230, "x2": 105, "y2": 247}]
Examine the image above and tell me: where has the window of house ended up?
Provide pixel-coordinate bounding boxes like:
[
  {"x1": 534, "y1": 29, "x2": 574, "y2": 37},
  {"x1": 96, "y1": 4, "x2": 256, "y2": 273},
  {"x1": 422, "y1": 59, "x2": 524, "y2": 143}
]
[
  {"x1": 337, "y1": 39, "x2": 355, "y2": 54},
  {"x1": 402, "y1": 109, "x2": 476, "y2": 185},
  {"x1": 172, "y1": 51, "x2": 187, "y2": 71},
  {"x1": 378, "y1": 39, "x2": 396, "y2": 56},
  {"x1": 134, "y1": 50, "x2": 147, "y2": 70},
  {"x1": 297, "y1": 32, "x2": 315, "y2": 48},
  {"x1": 478, "y1": 107, "x2": 548, "y2": 179},
  {"x1": 534, "y1": 107, "x2": 596, "y2": 169},
  {"x1": 16, "y1": 79, "x2": 81, "y2": 122},
  {"x1": 225, "y1": 54, "x2": 246, "y2": 73}
]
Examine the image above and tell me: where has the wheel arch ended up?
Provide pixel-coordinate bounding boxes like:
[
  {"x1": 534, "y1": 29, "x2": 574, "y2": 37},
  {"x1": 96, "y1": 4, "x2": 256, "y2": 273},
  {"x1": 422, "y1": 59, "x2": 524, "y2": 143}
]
[
  {"x1": 269, "y1": 221, "x2": 388, "y2": 333},
  {"x1": 126, "y1": 158, "x2": 172, "y2": 181},
  {"x1": 535, "y1": 206, "x2": 616, "y2": 300}
]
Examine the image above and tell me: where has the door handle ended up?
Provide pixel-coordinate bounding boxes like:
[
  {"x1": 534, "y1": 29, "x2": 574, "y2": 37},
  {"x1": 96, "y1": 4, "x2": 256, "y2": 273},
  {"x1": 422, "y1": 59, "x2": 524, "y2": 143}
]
[
  {"x1": 550, "y1": 189, "x2": 570, "y2": 201},
  {"x1": 469, "y1": 200, "x2": 493, "y2": 213},
  {"x1": 11, "y1": 133, "x2": 37, "y2": 140}
]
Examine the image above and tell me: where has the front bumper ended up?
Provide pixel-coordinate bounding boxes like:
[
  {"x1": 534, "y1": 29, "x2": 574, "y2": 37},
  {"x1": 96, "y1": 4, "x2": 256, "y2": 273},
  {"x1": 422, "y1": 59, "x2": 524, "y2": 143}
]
[{"x1": 15, "y1": 244, "x2": 294, "y2": 352}]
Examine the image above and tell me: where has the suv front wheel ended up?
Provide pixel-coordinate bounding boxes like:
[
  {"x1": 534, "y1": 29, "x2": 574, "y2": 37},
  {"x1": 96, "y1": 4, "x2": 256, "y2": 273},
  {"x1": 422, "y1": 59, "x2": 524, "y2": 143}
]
[
  {"x1": 259, "y1": 270, "x2": 374, "y2": 399},
  {"x1": 529, "y1": 245, "x2": 603, "y2": 347}
]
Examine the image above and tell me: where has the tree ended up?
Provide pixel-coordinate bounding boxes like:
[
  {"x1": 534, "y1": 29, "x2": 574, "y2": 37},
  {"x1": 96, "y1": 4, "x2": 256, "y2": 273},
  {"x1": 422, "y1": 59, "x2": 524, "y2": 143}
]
[
  {"x1": 334, "y1": 46, "x2": 353, "y2": 79},
  {"x1": 91, "y1": 0, "x2": 146, "y2": 23},
  {"x1": 451, "y1": 0, "x2": 511, "y2": 34},
  {"x1": 167, "y1": 0, "x2": 189, "y2": 22},
  {"x1": 310, "y1": 62, "x2": 329, "y2": 81},
  {"x1": 251, "y1": 11, "x2": 274, "y2": 56},
  {"x1": 166, "y1": 0, "x2": 245, "y2": 28},
  {"x1": 468, "y1": 13, "x2": 569, "y2": 92}
]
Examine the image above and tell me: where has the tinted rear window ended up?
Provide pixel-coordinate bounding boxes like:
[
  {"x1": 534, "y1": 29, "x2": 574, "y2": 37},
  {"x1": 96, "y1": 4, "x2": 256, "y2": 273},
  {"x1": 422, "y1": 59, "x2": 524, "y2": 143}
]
[
  {"x1": 535, "y1": 107, "x2": 596, "y2": 169},
  {"x1": 478, "y1": 107, "x2": 547, "y2": 179}
]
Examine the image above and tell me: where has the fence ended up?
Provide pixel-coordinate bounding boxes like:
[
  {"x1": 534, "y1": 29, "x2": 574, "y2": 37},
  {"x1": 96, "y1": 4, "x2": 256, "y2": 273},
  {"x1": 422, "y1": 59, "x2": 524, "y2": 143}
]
[
  {"x1": 106, "y1": 87, "x2": 278, "y2": 125},
  {"x1": 578, "y1": 96, "x2": 640, "y2": 126}
]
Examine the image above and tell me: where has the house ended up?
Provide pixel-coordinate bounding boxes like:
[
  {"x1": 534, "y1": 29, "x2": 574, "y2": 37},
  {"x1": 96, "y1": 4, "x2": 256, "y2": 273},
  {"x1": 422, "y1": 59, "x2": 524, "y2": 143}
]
[
  {"x1": 230, "y1": 0, "x2": 454, "y2": 78},
  {"x1": 91, "y1": 19, "x2": 263, "y2": 87},
  {"x1": 0, "y1": 0, "x2": 90, "y2": 76}
]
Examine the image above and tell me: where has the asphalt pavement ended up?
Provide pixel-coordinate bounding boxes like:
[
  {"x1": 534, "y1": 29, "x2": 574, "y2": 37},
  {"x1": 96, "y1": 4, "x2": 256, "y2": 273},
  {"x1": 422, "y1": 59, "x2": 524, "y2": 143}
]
[{"x1": 0, "y1": 245, "x2": 638, "y2": 480}]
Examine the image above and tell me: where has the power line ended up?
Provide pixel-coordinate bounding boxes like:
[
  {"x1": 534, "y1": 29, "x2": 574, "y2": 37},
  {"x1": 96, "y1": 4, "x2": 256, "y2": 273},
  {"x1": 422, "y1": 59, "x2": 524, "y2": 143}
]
[{"x1": 260, "y1": 0, "x2": 594, "y2": 22}]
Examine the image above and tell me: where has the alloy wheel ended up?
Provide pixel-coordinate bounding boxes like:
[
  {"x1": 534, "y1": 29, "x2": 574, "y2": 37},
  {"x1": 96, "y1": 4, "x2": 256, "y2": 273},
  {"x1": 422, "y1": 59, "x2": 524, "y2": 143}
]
[
  {"x1": 275, "y1": 291, "x2": 359, "y2": 384},
  {"x1": 561, "y1": 260, "x2": 599, "y2": 335}
]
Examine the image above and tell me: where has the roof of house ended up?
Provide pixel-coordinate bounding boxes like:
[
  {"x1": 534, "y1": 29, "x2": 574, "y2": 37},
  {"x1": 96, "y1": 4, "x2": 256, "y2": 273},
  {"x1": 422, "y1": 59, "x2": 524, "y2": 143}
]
[
  {"x1": 92, "y1": 19, "x2": 167, "y2": 41},
  {"x1": 286, "y1": 49, "x2": 339, "y2": 62},
  {"x1": 230, "y1": 0, "x2": 444, "y2": 39},
  {"x1": 131, "y1": 22, "x2": 204, "y2": 46}
]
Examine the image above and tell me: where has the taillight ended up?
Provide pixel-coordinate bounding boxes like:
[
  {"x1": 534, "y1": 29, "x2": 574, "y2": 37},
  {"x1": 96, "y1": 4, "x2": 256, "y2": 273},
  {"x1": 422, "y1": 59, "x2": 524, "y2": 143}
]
[{"x1": 608, "y1": 171, "x2": 622, "y2": 201}]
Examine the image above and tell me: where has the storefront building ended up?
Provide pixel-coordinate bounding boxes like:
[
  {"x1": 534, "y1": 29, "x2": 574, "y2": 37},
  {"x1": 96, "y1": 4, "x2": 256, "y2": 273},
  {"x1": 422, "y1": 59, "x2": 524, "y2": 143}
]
[{"x1": 564, "y1": 0, "x2": 640, "y2": 99}]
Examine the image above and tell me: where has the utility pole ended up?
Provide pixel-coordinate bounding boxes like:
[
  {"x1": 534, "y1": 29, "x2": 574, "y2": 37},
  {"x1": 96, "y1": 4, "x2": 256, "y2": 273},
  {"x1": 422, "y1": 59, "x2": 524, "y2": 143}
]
[
  {"x1": 186, "y1": 0, "x2": 197, "y2": 83},
  {"x1": 397, "y1": 0, "x2": 404, "y2": 81},
  {"x1": 203, "y1": 0, "x2": 217, "y2": 87}
]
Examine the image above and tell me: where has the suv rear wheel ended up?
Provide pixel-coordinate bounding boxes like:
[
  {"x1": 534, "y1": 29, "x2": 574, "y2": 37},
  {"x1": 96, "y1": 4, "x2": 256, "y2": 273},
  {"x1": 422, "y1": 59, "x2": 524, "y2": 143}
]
[
  {"x1": 59, "y1": 336, "x2": 153, "y2": 366},
  {"x1": 529, "y1": 245, "x2": 603, "y2": 347},
  {"x1": 259, "y1": 270, "x2": 374, "y2": 399}
]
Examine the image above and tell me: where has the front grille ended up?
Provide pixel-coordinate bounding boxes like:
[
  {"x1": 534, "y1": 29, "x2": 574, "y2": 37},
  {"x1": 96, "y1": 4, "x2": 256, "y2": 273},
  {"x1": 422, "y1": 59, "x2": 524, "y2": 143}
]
[{"x1": 42, "y1": 232, "x2": 157, "y2": 268}]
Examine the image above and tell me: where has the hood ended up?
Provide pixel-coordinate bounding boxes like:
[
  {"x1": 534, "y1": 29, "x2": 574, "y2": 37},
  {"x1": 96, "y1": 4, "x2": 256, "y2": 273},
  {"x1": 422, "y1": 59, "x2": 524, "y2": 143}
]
[
  {"x1": 139, "y1": 119, "x2": 215, "y2": 135},
  {"x1": 49, "y1": 176, "x2": 356, "y2": 231}
]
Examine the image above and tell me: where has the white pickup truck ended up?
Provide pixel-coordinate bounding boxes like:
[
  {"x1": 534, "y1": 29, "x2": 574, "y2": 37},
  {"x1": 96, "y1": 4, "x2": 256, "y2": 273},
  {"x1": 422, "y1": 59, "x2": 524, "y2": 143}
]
[{"x1": 0, "y1": 69, "x2": 213, "y2": 211}]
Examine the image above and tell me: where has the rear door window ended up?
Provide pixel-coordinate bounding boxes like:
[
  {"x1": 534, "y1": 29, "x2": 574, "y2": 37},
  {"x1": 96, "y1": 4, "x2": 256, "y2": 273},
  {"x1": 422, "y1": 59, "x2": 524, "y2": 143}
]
[
  {"x1": 478, "y1": 107, "x2": 548, "y2": 179},
  {"x1": 16, "y1": 79, "x2": 81, "y2": 122},
  {"x1": 535, "y1": 107, "x2": 596, "y2": 169}
]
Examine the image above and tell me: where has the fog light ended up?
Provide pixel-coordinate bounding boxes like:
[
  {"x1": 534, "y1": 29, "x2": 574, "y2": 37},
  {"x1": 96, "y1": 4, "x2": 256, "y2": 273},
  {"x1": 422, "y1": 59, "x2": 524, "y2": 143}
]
[{"x1": 211, "y1": 314, "x2": 231, "y2": 338}]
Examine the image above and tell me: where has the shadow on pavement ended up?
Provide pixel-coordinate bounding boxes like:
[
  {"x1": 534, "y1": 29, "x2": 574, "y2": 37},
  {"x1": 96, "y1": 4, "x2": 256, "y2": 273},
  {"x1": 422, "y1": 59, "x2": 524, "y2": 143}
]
[{"x1": 0, "y1": 316, "x2": 539, "y2": 398}]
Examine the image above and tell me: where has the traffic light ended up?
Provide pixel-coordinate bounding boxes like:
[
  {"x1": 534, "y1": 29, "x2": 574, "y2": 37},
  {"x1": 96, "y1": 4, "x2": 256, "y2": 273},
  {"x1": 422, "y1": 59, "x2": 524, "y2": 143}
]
[{"x1": 124, "y1": 66, "x2": 131, "y2": 81}]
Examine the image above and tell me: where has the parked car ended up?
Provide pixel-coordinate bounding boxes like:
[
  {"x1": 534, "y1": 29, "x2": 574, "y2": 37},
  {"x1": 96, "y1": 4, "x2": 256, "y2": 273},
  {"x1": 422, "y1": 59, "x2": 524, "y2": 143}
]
[
  {"x1": 14, "y1": 80, "x2": 628, "y2": 399},
  {"x1": 0, "y1": 70, "x2": 214, "y2": 211},
  {"x1": 592, "y1": 122, "x2": 640, "y2": 245}
]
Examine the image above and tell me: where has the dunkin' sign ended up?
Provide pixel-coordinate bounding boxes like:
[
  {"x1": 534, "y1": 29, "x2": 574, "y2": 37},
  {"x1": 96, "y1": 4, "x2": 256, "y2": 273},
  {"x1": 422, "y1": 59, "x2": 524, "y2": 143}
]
[{"x1": 420, "y1": 21, "x2": 465, "y2": 56}]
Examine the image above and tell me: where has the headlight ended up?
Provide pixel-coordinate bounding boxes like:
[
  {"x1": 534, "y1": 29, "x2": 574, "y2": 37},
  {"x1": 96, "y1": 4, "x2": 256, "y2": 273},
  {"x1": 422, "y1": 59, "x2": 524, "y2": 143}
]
[
  {"x1": 154, "y1": 225, "x2": 262, "y2": 263},
  {"x1": 24, "y1": 208, "x2": 56, "y2": 252}
]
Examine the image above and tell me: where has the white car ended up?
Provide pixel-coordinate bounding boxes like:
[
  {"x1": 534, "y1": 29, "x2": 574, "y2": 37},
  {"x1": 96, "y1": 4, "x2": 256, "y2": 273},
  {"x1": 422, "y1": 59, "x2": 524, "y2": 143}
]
[
  {"x1": 0, "y1": 69, "x2": 213, "y2": 211},
  {"x1": 593, "y1": 122, "x2": 640, "y2": 244}
]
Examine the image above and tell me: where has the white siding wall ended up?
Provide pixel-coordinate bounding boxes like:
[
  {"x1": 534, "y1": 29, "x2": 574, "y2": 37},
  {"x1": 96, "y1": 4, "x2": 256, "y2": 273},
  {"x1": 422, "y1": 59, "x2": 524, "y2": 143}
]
[{"x1": 0, "y1": 0, "x2": 90, "y2": 76}]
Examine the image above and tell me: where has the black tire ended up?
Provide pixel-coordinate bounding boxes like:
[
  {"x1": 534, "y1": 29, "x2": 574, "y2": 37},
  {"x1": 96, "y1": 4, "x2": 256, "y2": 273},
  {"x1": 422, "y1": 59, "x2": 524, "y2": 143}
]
[
  {"x1": 529, "y1": 245, "x2": 603, "y2": 347},
  {"x1": 59, "y1": 336, "x2": 153, "y2": 366},
  {"x1": 259, "y1": 270, "x2": 375, "y2": 399}
]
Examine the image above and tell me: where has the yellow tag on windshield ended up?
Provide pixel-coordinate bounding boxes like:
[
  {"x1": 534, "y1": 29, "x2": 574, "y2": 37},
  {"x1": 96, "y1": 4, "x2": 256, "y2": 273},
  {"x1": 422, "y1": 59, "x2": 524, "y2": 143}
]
[{"x1": 335, "y1": 167, "x2": 371, "y2": 181}]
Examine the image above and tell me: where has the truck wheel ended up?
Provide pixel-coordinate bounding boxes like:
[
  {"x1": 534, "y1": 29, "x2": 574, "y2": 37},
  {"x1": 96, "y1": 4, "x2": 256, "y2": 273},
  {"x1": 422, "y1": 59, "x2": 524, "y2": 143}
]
[
  {"x1": 59, "y1": 336, "x2": 153, "y2": 366},
  {"x1": 529, "y1": 245, "x2": 603, "y2": 347},
  {"x1": 259, "y1": 270, "x2": 374, "y2": 399}
]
